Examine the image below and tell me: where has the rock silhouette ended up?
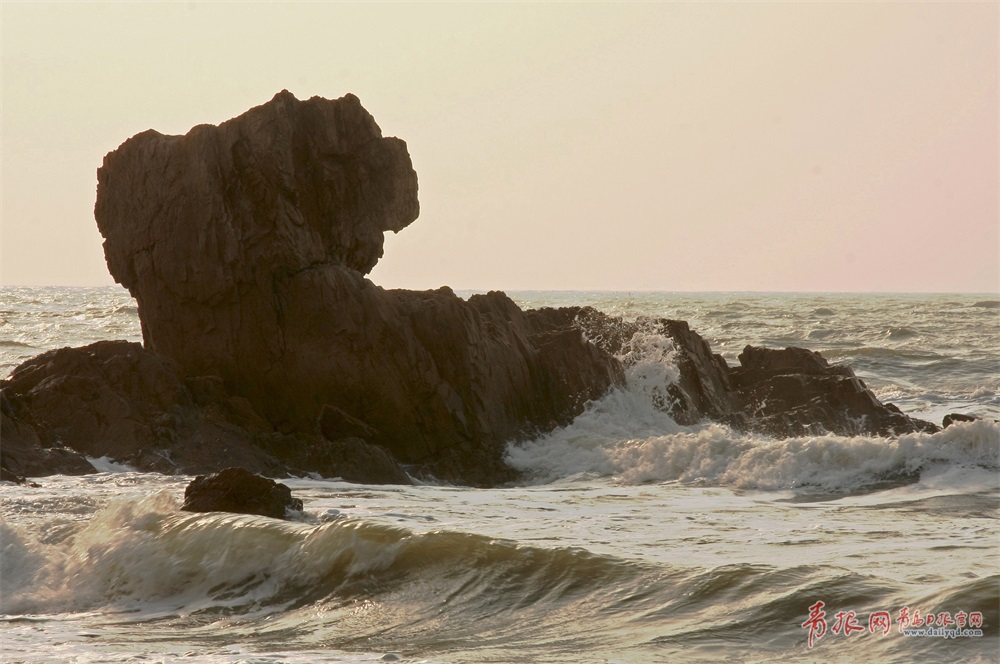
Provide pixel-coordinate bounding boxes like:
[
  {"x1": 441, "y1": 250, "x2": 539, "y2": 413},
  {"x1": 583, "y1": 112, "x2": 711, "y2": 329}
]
[
  {"x1": 1, "y1": 91, "x2": 939, "y2": 486},
  {"x1": 93, "y1": 91, "x2": 622, "y2": 485}
]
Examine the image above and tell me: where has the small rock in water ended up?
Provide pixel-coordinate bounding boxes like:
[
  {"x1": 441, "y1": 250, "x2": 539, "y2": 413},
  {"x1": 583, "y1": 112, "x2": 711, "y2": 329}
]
[
  {"x1": 943, "y1": 413, "x2": 979, "y2": 428},
  {"x1": 181, "y1": 467, "x2": 302, "y2": 519}
]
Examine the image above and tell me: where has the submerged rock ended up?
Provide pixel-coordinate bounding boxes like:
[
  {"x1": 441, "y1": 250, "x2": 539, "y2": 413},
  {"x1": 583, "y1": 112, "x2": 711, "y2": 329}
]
[
  {"x1": 181, "y1": 467, "x2": 302, "y2": 519},
  {"x1": 94, "y1": 91, "x2": 622, "y2": 485}
]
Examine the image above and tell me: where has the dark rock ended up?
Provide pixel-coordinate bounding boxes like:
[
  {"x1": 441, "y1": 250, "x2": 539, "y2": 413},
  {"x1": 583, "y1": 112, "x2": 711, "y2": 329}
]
[
  {"x1": 94, "y1": 91, "x2": 623, "y2": 486},
  {"x1": 526, "y1": 307, "x2": 938, "y2": 438},
  {"x1": 1, "y1": 379, "x2": 97, "y2": 478},
  {"x1": 732, "y1": 346, "x2": 853, "y2": 382},
  {"x1": 2, "y1": 340, "x2": 185, "y2": 460},
  {"x1": 181, "y1": 467, "x2": 302, "y2": 518},
  {"x1": 943, "y1": 413, "x2": 979, "y2": 428},
  {"x1": 731, "y1": 345, "x2": 939, "y2": 437},
  {"x1": 657, "y1": 319, "x2": 741, "y2": 426},
  {"x1": 5, "y1": 91, "x2": 941, "y2": 485},
  {"x1": 543, "y1": 307, "x2": 742, "y2": 426},
  {"x1": 1, "y1": 341, "x2": 432, "y2": 485},
  {"x1": 319, "y1": 404, "x2": 379, "y2": 441},
  {"x1": 302, "y1": 436, "x2": 411, "y2": 485},
  {"x1": 1, "y1": 341, "x2": 288, "y2": 477},
  {"x1": 0, "y1": 466, "x2": 27, "y2": 484}
]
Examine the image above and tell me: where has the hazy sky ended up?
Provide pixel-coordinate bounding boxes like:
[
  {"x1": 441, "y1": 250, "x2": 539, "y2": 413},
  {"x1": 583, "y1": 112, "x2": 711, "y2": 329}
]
[{"x1": 2, "y1": 2, "x2": 997, "y2": 292}]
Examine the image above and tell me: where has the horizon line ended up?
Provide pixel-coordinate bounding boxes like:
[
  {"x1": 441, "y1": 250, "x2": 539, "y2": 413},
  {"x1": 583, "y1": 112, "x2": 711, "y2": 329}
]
[{"x1": 1, "y1": 284, "x2": 997, "y2": 297}]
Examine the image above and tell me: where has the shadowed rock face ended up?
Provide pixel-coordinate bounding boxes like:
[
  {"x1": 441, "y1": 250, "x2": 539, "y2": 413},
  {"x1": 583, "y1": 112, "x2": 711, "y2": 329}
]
[
  {"x1": 0, "y1": 340, "x2": 394, "y2": 480},
  {"x1": 94, "y1": 91, "x2": 622, "y2": 485},
  {"x1": 1, "y1": 389, "x2": 95, "y2": 481}
]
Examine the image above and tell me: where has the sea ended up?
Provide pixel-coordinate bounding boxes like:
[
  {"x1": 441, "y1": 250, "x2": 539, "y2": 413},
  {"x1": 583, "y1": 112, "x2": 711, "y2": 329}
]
[{"x1": 1, "y1": 287, "x2": 998, "y2": 663}]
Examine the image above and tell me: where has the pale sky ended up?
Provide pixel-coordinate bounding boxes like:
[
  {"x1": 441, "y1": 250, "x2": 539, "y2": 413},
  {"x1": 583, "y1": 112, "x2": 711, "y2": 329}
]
[{"x1": 2, "y1": 2, "x2": 997, "y2": 292}]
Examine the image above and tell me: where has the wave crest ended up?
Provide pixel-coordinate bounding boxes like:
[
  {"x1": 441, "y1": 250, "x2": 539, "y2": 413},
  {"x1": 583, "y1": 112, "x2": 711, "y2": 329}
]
[{"x1": 507, "y1": 410, "x2": 999, "y2": 491}]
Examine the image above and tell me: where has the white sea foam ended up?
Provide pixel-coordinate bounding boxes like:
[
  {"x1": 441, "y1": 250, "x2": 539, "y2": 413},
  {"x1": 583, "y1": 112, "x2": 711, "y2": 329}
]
[
  {"x1": 508, "y1": 299, "x2": 1000, "y2": 491},
  {"x1": 508, "y1": 397, "x2": 1000, "y2": 491},
  {"x1": 86, "y1": 456, "x2": 138, "y2": 473}
]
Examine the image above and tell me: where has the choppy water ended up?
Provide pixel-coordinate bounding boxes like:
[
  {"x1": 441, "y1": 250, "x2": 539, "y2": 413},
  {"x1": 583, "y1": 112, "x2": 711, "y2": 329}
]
[{"x1": 1, "y1": 287, "x2": 998, "y2": 663}]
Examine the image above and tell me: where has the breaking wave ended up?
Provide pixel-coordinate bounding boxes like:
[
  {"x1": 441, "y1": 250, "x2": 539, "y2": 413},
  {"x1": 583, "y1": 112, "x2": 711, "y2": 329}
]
[
  {"x1": 507, "y1": 414, "x2": 999, "y2": 492},
  {"x1": 1, "y1": 491, "x2": 648, "y2": 617},
  {"x1": 508, "y1": 322, "x2": 999, "y2": 492},
  {"x1": 10, "y1": 488, "x2": 988, "y2": 662}
]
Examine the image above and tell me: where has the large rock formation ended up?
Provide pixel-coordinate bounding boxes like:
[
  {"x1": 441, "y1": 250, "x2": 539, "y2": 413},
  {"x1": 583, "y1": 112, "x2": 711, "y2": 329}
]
[
  {"x1": 93, "y1": 91, "x2": 623, "y2": 485},
  {"x1": 2, "y1": 91, "x2": 939, "y2": 486}
]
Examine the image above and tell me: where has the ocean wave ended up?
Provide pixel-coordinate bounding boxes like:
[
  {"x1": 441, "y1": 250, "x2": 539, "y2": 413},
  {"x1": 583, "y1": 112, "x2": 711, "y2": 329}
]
[
  {"x1": 507, "y1": 411, "x2": 999, "y2": 492},
  {"x1": 506, "y1": 320, "x2": 998, "y2": 492},
  {"x1": 820, "y1": 346, "x2": 944, "y2": 361},
  {"x1": 0, "y1": 490, "x2": 649, "y2": 618},
  {"x1": 14, "y1": 492, "x2": 973, "y2": 660},
  {"x1": 0, "y1": 340, "x2": 35, "y2": 349},
  {"x1": 883, "y1": 327, "x2": 919, "y2": 340}
]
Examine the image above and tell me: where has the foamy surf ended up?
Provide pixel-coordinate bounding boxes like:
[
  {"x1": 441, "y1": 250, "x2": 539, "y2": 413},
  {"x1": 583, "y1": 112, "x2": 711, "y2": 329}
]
[
  {"x1": 508, "y1": 403, "x2": 998, "y2": 492},
  {"x1": 508, "y1": 312, "x2": 998, "y2": 493}
]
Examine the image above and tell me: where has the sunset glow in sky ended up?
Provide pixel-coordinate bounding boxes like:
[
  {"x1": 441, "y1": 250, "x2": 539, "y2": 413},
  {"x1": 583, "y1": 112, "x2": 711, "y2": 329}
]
[{"x1": 2, "y1": 2, "x2": 997, "y2": 292}]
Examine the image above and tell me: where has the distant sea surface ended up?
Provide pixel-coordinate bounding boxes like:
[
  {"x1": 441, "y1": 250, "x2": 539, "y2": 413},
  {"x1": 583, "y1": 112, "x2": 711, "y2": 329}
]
[{"x1": 2, "y1": 287, "x2": 998, "y2": 663}]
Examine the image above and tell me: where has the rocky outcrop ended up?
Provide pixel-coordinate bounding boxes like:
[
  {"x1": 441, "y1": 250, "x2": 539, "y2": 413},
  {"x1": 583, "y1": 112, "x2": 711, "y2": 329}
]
[
  {"x1": 3, "y1": 91, "x2": 940, "y2": 485},
  {"x1": 1, "y1": 390, "x2": 95, "y2": 481},
  {"x1": 1, "y1": 341, "x2": 284, "y2": 476},
  {"x1": 0, "y1": 341, "x2": 413, "y2": 483},
  {"x1": 181, "y1": 467, "x2": 302, "y2": 519},
  {"x1": 553, "y1": 307, "x2": 744, "y2": 426},
  {"x1": 550, "y1": 306, "x2": 938, "y2": 438},
  {"x1": 731, "y1": 345, "x2": 939, "y2": 437},
  {"x1": 93, "y1": 91, "x2": 623, "y2": 485}
]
